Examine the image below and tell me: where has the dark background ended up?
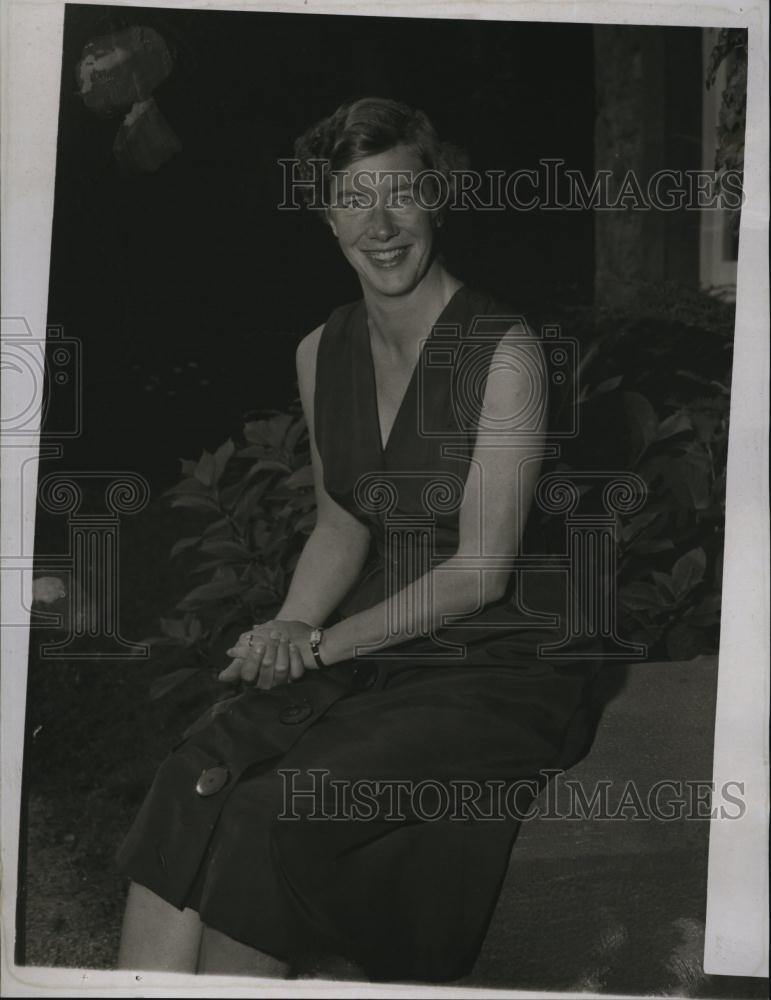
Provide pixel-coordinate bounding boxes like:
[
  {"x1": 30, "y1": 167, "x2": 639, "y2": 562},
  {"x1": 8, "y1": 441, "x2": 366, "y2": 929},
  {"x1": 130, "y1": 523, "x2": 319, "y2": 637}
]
[{"x1": 45, "y1": 3, "x2": 595, "y2": 482}]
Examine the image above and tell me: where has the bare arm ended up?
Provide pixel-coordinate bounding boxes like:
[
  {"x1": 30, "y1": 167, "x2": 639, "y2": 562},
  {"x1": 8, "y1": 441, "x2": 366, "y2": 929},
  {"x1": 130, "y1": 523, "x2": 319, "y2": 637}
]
[
  {"x1": 317, "y1": 328, "x2": 547, "y2": 665},
  {"x1": 273, "y1": 325, "x2": 372, "y2": 626}
]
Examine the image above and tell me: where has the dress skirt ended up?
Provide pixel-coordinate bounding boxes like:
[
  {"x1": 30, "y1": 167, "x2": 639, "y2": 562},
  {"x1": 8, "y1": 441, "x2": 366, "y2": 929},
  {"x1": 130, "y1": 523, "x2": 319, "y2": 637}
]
[{"x1": 116, "y1": 653, "x2": 598, "y2": 982}]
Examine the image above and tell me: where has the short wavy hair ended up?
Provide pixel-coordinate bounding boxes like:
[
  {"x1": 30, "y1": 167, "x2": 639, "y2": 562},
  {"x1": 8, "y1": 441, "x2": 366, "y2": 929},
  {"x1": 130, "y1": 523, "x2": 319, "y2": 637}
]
[{"x1": 292, "y1": 96, "x2": 468, "y2": 217}]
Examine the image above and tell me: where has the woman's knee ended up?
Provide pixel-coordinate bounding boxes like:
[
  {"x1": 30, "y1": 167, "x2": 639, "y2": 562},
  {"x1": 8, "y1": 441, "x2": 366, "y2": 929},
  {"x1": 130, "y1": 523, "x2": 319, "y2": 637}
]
[{"x1": 118, "y1": 881, "x2": 203, "y2": 972}]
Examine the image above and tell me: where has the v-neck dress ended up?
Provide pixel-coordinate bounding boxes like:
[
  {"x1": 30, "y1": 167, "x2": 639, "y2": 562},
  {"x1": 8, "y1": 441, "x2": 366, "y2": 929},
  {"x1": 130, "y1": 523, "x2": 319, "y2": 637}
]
[{"x1": 115, "y1": 285, "x2": 602, "y2": 983}]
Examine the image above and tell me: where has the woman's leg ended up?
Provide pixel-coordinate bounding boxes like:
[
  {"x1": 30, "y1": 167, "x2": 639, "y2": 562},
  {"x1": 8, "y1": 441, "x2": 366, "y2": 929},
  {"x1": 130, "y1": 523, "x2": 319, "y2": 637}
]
[
  {"x1": 196, "y1": 925, "x2": 289, "y2": 978},
  {"x1": 118, "y1": 881, "x2": 203, "y2": 972}
]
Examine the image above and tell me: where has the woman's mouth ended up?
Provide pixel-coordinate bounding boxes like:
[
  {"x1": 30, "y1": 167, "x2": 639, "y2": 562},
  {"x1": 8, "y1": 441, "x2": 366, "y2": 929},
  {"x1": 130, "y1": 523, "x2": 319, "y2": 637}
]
[{"x1": 362, "y1": 246, "x2": 410, "y2": 268}]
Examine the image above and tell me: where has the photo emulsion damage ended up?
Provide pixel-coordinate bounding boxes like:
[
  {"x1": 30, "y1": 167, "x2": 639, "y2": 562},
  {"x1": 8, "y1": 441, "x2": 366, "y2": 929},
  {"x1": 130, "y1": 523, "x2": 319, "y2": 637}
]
[{"x1": 2, "y1": 2, "x2": 768, "y2": 996}]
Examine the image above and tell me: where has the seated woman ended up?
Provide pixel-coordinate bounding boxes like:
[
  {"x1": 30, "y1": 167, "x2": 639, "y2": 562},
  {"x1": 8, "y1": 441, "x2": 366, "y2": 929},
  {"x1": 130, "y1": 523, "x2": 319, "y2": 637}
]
[{"x1": 116, "y1": 96, "x2": 600, "y2": 983}]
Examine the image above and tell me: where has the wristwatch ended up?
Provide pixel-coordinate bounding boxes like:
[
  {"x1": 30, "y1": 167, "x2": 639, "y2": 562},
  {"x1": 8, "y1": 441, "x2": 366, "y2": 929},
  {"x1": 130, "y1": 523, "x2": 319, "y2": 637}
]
[{"x1": 309, "y1": 626, "x2": 325, "y2": 668}]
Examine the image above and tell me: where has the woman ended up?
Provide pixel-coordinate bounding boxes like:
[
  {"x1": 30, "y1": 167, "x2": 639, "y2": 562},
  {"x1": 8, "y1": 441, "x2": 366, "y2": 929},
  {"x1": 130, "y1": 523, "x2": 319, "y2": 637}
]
[{"x1": 116, "y1": 97, "x2": 600, "y2": 983}]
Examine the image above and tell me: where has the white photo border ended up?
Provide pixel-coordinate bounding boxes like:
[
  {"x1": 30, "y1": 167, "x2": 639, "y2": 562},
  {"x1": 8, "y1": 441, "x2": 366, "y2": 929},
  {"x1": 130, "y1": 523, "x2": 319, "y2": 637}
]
[{"x1": 1, "y1": 0, "x2": 768, "y2": 995}]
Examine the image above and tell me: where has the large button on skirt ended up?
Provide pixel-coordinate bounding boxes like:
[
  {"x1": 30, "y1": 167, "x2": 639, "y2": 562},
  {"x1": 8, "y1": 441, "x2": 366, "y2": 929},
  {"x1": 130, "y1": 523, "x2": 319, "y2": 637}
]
[{"x1": 116, "y1": 658, "x2": 596, "y2": 982}]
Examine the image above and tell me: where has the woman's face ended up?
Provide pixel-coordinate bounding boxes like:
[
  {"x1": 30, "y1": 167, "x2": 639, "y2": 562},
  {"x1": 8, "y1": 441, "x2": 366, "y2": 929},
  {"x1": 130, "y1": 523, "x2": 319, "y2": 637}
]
[{"x1": 326, "y1": 144, "x2": 440, "y2": 298}]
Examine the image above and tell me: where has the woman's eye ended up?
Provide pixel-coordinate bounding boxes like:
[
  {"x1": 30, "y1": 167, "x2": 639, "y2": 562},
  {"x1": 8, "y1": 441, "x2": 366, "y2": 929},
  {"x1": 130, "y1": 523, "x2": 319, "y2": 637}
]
[
  {"x1": 342, "y1": 195, "x2": 367, "y2": 209},
  {"x1": 390, "y1": 193, "x2": 414, "y2": 208}
]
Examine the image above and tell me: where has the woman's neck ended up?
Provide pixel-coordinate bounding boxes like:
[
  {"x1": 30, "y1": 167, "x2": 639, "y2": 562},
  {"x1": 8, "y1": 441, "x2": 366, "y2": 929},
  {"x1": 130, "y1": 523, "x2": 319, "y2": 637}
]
[{"x1": 362, "y1": 263, "x2": 463, "y2": 356}]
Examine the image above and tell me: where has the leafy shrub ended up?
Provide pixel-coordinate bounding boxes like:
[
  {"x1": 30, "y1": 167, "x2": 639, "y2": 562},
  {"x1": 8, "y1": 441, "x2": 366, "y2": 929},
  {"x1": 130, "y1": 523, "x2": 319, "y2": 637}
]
[
  {"x1": 144, "y1": 406, "x2": 313, "y2": 697},
  {"x1": 541, "y1": 283, "x2": 731, "y2": 660}
]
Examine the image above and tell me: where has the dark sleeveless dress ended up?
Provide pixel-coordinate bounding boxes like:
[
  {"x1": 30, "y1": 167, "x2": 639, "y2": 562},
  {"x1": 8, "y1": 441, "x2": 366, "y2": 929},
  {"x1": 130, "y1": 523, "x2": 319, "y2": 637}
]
[{"x1": 116, "y1": 285, "x2": 601, "y2": 983}]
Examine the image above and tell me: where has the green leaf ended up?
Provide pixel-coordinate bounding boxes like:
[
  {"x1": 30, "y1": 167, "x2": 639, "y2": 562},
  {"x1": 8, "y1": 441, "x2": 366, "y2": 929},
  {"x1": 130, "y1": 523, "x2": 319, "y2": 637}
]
[
  {"x1": 241, "y1": 582, "x2": 280, "y2": 608},
  {"x1": 637, "y1": 453, "x2": 671, "y2": 487},
  {"x1": 629, "y1": 538, "x2": 675, "y2": 555},
  {"x1": 212, "y1": 439, "x2": 236, "y2": 485},
  {"x1": 619, "y1": 582, "x2": 663, "y2": 612},
  {"x1": 212, "y1": 564, "x2": 238, "y2": 582},
  {"x1": 593, "y1": 375, "x2": 623, "y2": 395},
  {"x1": 665, "y1": 623, "x2": 705, "y2": 662},
  {"x1": 202, "y1": 517, "x2": 231, "y2": 539},
  {"x1": 684, "y1": 592, "x2": 722, "y2": 627},
  {"x1": 218, "y1": 482, "x2": 243, "y2": 510},
  {"x1": 248, "y1": 459, "x2": 292, "y2": 478},
  {"x1": 623, "y1": 391, "x2": 659, "y2": 463},
  {"x1": 243, "y1": 420, "x2": 271, "y2": 446},
  {"x1": 286, "y1": 492, "x2": 316, "y2": 512},
  {"x1": 141, "y1": 634, "x2": 183, "y2": 647},
  {"x1": 190, "y1": 559, "x2": 229, "y2": 576},
  {"x1": 651, "y1": 571, "x2": 676, "y2": 602},
  {"x1": 159, "y1": 617, "x2": 189, "y2": 640},
  {"x1": 170, "y1": 537, "x2": 200, "y2": 558},
  {"x1": 194, "y1": 451, "x2": 217, "y2": 486},
  {"x1": 663, "y1": 451, "x2": 712, "y2": 510},
  {"x1": 199, "y1": 539, "x2": 251, "y2": 561},
  {"x1": 169, "y1": 495, "x2": 221, "y2": 513},
  {"x1": 179, "y1": 458, "x2": 198, "y2": 477},
  {"x1": 210, "y1": 606, "x2": 250, "y2": 645},
  {"x1": 237, "y1": 444, "x2": 271, "y2": 459},
  {"x1": 150, "y1": 666, "x2": 200, "y2": 701},
  {"x1": 285, "y1": 464, "x2": 314, "y2": 489},
  {"x1": 176, "y1": 578, "x2": 245, "y2": 611},
  {"x1": 294, "y1": 510, "x2": 317, "y2": 533},
  {"x1": 656, "y1": 410, "x2": 692, "y2": 442},
  {"x1": 268, "y1": 413, "x2": 294, "y2": 446},
  {"x1": 671, "y1": 547, "x2": 707, "y2": 600},
  {"x1": 285, "y1": 417, "x2": 307, "y2": 453},
  {"x1": 621, "y1": 509, "x2": 662, "y2": 543}
]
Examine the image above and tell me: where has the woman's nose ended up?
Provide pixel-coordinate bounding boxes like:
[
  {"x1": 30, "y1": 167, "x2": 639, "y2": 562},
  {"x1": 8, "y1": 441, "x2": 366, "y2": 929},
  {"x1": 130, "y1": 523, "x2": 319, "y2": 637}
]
[{"x1": 365, "y1": 203, "x2": 399, "y2": 241}]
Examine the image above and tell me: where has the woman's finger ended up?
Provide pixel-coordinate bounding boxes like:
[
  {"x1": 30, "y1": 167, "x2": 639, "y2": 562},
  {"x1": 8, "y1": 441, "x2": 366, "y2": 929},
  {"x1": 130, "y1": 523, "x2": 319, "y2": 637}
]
[
  {"x1": 256, "y1": 656, "x2": 275, "y2": 690},
  {"x1": 261, "y1": 631, "x2": 281, "y2": 668},
  {"x1": 219, "y1": 657, "x2": 246, "y2": 684},
  {"x1": 288, "y1": 641, "x2": 305, "y2": 681},
  {"x1": 254, "y1": 632, "x2": 279, "y2": 689},
  {"x1": 227, "y1": 634, "x2": 262, "y2": 659},
  {"x1": 272, "y1": 634, "x2": 290, "y2": 686},
  {"x1": 241, "y1": 640, "x2": 266, "y2": 684},
  {"x1": 226, "y1": 623, "x2": 275, "y2": 659}
]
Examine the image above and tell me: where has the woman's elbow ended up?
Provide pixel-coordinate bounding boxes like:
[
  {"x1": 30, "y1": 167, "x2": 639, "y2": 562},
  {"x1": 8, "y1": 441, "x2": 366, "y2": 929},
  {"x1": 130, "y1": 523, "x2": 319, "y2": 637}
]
[
  {"x1": 481, "y1": 573, "x2": 508, "y2": 607},
  {"x1": 444, "y1": 563, "x2": 508, "y2": 615}
]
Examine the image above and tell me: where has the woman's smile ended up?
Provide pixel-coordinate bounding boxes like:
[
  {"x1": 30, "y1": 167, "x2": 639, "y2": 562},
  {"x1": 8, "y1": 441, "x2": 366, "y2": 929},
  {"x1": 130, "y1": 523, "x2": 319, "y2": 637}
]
[{"x1": 361, "y1": 245, "x2": 412, "y2": 268}]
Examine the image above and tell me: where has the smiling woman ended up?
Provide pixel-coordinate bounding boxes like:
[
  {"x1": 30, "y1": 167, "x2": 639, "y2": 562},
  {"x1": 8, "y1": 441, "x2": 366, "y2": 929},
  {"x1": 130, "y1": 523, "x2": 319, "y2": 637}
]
[
  {"x1": 326, "y1": 145, "x2": 443, "y2": 298},
  {"x1": 114, "y1": 96, "x2": 602, "y2": 983}
]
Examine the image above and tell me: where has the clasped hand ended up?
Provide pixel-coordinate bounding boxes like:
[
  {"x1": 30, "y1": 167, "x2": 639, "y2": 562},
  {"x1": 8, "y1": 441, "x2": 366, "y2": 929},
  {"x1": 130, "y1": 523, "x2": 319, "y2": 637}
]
[{"x1": 220, "y1": 620, "x2": 315, "y2": 689}]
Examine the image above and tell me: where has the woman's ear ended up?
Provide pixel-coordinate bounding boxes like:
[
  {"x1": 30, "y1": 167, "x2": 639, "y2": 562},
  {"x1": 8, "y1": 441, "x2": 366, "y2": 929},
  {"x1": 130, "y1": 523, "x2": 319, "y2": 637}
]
[{"x1": 325, "y1": 209, "x2": 338, "y2": 238}]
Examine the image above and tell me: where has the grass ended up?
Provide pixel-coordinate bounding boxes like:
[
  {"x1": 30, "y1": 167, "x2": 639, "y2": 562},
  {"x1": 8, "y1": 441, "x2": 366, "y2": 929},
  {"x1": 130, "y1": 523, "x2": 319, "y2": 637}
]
[{"x1": 20, "y1": 492, "x2": 218, "y2": 968}]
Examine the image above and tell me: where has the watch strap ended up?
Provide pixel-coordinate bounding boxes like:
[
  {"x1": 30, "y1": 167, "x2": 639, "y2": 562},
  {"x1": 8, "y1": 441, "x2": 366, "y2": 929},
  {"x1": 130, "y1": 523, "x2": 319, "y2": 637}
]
[{"x1": 309, "y1": 626, "x2": 325, "y2": 668}]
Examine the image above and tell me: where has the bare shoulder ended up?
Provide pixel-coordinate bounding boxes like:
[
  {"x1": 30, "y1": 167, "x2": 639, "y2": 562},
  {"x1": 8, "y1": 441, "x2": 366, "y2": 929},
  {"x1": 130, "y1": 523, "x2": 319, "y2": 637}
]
[
  {"x1": 296, "y1": 323, "x2": 324, "y2": 378},
  {"x1": 295, "y1": 323, "x2": 324, "y2": 371},
  {"x1": 481, "y1": 321, "x2": 548, "y2": 429},
  {"x1": 489, "y1": 321, "x2": 547, "y2": 384}
]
